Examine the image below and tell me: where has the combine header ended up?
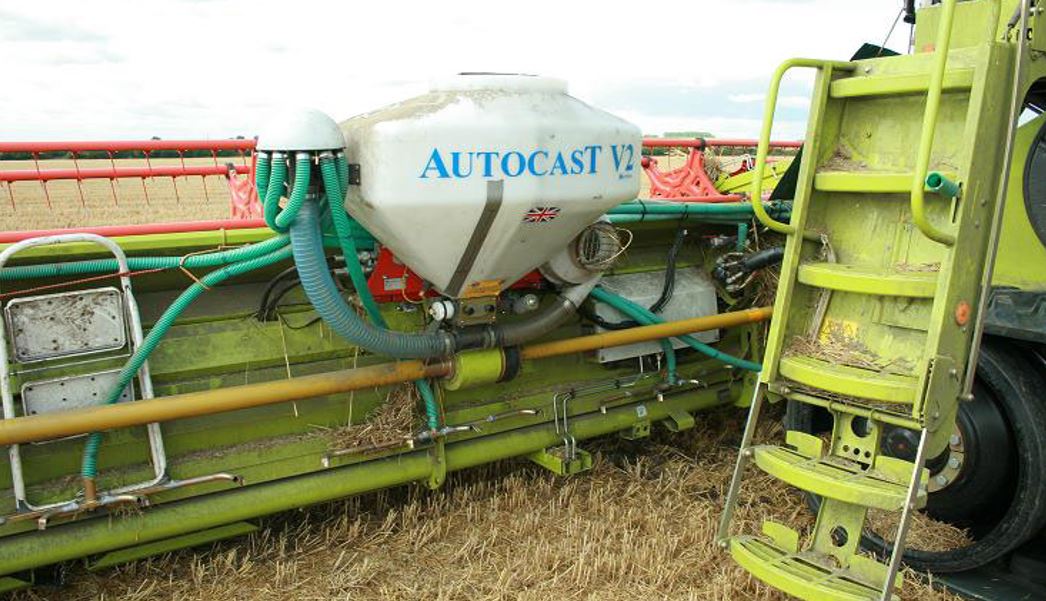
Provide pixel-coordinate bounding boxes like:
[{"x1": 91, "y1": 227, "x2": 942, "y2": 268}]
[{"x1": 0, "y1": 2, "x2": 1045, "y2": 600}]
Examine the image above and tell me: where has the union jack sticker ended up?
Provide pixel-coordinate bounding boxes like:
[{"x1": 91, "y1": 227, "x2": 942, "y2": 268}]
[{"x1": 523, "y1": 206, "x2": 560, "y2": 223}]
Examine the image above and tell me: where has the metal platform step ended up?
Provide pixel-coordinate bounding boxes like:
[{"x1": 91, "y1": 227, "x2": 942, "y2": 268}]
[
  {"x1": 778, "y1": 356, "x2": 918, "y2": 404},
  {"x1": 753, "y1": 431, "x2": 926, "y2": 511},
  {"x1": 829, "y1": 68, "x2": 974, "y2": 99},
  {"x1": 796, "y1": 262, "x2": 939, "y2": 297},
  {"x1": 729, "y1": 522, "x2": 900, "y2": 601}
]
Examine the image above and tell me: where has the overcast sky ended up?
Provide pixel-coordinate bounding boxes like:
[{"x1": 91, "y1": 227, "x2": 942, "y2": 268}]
[{"x1": 0, "y1": 0, "x2": 911, "y2": 141}]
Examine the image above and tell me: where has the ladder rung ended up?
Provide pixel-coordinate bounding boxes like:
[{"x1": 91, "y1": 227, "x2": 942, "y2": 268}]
[
  {"x1": 814, "y1": 170, "x2": 960, "y2": 193},
  {"x1": 797, "y1": 262, "x2": 938, "y2": 298},
  {"x1": 753, "y1": 442, "x2": 923, "y2": 512},
  {"x1": 830, "y1": 68, "x2": 974, "y2": 99},
  {"x1": 729, "y1": 535, "x2": 899, "y2": 601},
  {"x1": 779, "y1": 356, "x2": 918, "y2": 404}
]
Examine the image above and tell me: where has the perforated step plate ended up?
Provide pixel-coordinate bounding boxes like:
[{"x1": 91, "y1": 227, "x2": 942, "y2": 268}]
[
  {"x1": 21, "y1": 370, "x2": 133, "y2": 442},
  {"x1": 4, "y1": 287, "x2": 125, "y2": 362}
]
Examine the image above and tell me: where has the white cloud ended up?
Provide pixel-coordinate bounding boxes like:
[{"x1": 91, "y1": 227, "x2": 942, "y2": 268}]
[
  {"x1": 615, "y1": 110, "x2": 808, "y2": 142},
  {"x1": 0, "y1": 0, "x2": 909, "y2": 140}
]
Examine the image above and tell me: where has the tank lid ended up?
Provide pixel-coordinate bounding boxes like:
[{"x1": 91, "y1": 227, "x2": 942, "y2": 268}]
[
  {"x1": 257, "y1": 108, "x2": 345, "y2": 152},
  {"x1": 431, "y1": 73, "x2": 567, "y2": 94}
]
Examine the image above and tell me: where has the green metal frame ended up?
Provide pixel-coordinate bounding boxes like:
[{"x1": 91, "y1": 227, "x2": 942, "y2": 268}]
[{"x1": 0, "y1": 216, "x2": 757, "y2": 576}]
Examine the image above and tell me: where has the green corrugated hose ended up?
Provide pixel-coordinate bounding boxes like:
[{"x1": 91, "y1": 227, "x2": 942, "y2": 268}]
[
  {"x1": 254, "y1": 153, "x2": 271, "y2": 203},
  {"x1": 262, "y1": 154, "x2": 288, "y2": 233},
  {"x1": 318, "y1": 155, "x2": 440, "y2": 430},
  {"x1": 590, "y1": 287, "x2": 762, "y2": 372},
  {"x1": 81, "y1": 244, "x2": 294, "y2": 481},
  {"x1": 319, "y1": 156, "x2": 384, "y2": 325},
  {"x1": 0, "y1": 234, "x2": 290, "y2": 281},
  {"x1": 588, "y1": 289, "x2": 677, "y2": 384},
  {"x1": 265, "y1": 153, "x2": 311, "y2": 233}
]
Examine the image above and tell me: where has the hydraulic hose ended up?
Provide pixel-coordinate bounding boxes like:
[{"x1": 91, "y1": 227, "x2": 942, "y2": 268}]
[
  {"x1": 610, "y1": 201, "x2": 786, "y2": 215},
  {"x1": 470, "y1": 274, "x2": 601, "y2": 348},
  {"x1": 0, "y1": 234, "x2": 290, "y2": 281},
  {"x1": 81, "y1": 244, "x2": 294, "y2": 483},
  {"x1": 608, "y1": 200, "x2": 791, "y2": 225},
  {"x1": 591, "y1": 287, "x2": 762, "y2": 372},
  {"x1": 289, "y1": 200, "x2": 454, "y2": 358}
]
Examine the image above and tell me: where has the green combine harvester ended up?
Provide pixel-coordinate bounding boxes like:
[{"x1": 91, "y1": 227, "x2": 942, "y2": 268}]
[{"x1": 0, "y1": 1, "x2": 1044, "y2": 600}]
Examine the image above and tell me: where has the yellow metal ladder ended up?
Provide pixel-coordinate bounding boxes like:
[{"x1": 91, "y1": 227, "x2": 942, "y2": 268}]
[{"x1": 717, "y1": 1, "x2": 1025, "y2": 599}]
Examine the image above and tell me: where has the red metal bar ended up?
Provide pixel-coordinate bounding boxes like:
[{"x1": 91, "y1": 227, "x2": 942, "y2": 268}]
[
  {"x1": 642, "y1": 138, "x2": 803, "y2": 148},
  {"x1": 0, "y1": 164, "x2": 249, "y2": 183},
  {"x1": 0, "y1": 219, "x2": 268, "y2": 244},
  {"x1": 0, "y1": 139, "x2": 256, "y2": 153}
]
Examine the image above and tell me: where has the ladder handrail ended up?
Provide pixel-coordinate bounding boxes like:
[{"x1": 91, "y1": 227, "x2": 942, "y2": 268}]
[
  {"x1": 0, "y1": 233, "x2": 167, "y2": 513},
  {"x1": 751, "y1": 58, "x2": 855, "y2": 235},
  {"x1": 911, "y1": 0, "x2": 960, "y2": 246}
]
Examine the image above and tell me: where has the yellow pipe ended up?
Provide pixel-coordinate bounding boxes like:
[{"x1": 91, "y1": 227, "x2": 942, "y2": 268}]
[
  {"x1": 0, "y1": 306, "x2": 772, "y2": 446},
  {"x1": 520, "y1": 306, "x2": 772, "y2": 360},
  {"x1": 0, "y1": 361, "x2": 450, "y2": 447}
]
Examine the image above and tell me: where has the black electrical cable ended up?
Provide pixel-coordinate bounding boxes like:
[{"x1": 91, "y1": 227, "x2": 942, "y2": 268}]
[
  {"x1": 263, "y1": 279, "x2": 307, "y2": 322},
  {"x1": 256, "y1": 265, "x2": 300, "y2": 321},
  {"x1": 741, "y1": 246, "x2": 785, "y2": 272},
  {"x1": 578, "y1": 304, "x2": 639, "y2": 330},
  {"x1": 580, "y1": 224, "x2": 688, "y2": 330},
  {"x1": 649, "y1": 224, "x2": 687, "y2": 314},
  {"x1": 278, "y1": 314, "x2": 325, "y2": 330},
  {"x1": 256, "y1": 256, "x2": 351, "y2": 322}
]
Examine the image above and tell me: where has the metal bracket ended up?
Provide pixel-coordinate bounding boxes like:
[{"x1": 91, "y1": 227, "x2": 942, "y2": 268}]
[
  {"x1": 922, "y1": 354, "x2": 961, "y2": 434},
  {"x1": 619, "y1": 404, "x2": 652, "y2": 440},
  {"x1": 425, "y1": 438, "x2": 447, "y2": 490},
  {"x1": 662, "y1": 407, "x2": 696, "y2": 433},
  {"x1": 527, "y1": 447, "x2": 593, "y2": 476}
]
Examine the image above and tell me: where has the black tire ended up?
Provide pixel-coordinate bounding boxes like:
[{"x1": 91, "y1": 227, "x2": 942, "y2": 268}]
[{"x1": 785, "y1": 339, "x2": 1046, "y2": 573}]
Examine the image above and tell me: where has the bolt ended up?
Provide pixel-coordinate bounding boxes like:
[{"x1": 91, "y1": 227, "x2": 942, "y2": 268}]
[
  {"x1": 742, "y1": 449, "x2": 753, "y2": 458},
  {"x1": 863, "y1": 66, "x2": 872, "y2": 74},
  {"x1": 949, "y1": 434, "x2": 961, "y2": 446},
  {"x1": 948, "y1": 457, "x2": 961, "y2": 469},
  {"x1": 936, "y1": 474, "x2": 950, "y2": 486},
  {"x1": 718, "y1": 539, "x2": 729, "y2": 549}
]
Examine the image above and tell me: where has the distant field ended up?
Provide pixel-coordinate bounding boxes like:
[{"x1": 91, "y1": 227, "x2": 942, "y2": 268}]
[{"x1": 0, "y1": 157, "x2": 248, "y2": 231}]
